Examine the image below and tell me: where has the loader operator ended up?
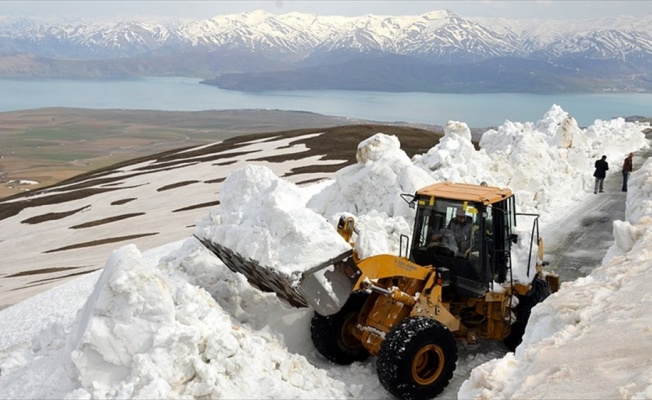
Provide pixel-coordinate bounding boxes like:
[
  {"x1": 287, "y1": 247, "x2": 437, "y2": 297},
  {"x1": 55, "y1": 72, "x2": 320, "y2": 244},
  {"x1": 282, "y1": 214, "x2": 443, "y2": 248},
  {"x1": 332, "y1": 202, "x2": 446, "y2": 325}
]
[
  {"x1": 447, "y1": 209, "x2": 473, "y2": 256},
  {"x1": 429, "y1": 209, "x2": 473, "y2": 257}
]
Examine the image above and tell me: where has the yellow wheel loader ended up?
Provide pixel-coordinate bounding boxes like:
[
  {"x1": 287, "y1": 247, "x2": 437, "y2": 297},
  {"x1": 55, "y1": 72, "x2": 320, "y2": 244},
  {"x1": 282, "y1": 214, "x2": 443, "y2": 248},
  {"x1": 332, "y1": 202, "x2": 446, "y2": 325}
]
[{"x1": 196, "y1": 182, "x2": 560, "y2": 400}]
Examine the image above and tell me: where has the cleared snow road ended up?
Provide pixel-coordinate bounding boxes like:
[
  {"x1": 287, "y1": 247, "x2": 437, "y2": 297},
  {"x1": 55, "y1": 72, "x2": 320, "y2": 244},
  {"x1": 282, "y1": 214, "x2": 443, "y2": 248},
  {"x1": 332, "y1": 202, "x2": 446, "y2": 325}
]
[{"x1": 545, "y1": 142, "x2": 651, "y2": 282}]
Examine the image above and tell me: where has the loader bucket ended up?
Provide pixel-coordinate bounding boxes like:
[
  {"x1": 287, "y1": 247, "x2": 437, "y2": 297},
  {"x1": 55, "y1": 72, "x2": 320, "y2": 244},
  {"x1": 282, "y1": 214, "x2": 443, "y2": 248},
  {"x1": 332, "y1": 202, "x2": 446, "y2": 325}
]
[{"x1": 194, "y1": 235, "x2": 360, "y2": 316}]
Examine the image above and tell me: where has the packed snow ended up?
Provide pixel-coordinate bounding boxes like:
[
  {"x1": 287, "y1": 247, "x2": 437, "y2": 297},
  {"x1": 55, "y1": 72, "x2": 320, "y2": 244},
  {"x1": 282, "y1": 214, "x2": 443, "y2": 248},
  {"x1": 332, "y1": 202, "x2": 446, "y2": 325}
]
[
  {"x1": 0, "y1": 105, "x2": 649, "y2": 399},
  {"x1": 195, "y1": 165, "x2": 352, "y2": 277}
]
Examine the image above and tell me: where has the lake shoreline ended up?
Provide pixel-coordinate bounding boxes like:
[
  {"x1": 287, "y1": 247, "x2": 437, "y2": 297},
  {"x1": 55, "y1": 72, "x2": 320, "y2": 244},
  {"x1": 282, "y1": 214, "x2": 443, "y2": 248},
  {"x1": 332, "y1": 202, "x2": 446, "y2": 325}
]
[{"x1": 2, "y1": 77, "x2": 652, "y2": 127}]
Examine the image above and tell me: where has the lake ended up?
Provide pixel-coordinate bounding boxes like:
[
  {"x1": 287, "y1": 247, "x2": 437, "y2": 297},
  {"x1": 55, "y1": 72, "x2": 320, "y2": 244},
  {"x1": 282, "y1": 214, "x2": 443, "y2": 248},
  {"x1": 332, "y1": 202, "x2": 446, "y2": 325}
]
[{"x1": 2, "y1": 77, "x2": 650, "y2": 128}]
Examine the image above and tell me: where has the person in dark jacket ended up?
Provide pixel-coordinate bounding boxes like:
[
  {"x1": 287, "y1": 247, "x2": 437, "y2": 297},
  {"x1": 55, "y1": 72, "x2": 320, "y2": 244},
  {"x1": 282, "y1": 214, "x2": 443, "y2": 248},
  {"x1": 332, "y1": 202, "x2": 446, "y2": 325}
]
[
  {"x1": 622, "y1": 152, "x2": 634, "y2": 192},
  {"x1": 593, "y1": 155, "x2": 609, "y2": 194}
]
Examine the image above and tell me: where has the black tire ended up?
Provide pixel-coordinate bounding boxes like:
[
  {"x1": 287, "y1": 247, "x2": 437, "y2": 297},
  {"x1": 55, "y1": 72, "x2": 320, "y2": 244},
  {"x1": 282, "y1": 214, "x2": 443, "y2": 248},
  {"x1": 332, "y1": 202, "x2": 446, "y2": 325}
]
[
  {"x1": 504, "y1": 277, "x2": 552, "y2": 351},
  {"x1": 377, "y1": 317, "x2": 457, "y2": 400},
  {"x1": 310, "y1": 291, "x2": 370, "y2": 365}
]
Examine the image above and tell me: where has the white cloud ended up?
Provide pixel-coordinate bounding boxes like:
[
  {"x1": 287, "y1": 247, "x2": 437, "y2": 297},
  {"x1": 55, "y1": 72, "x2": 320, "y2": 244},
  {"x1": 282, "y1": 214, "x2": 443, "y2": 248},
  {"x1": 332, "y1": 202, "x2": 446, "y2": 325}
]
[{"x1": 2, "y1": 0, "x2": 650, "y2": 20}]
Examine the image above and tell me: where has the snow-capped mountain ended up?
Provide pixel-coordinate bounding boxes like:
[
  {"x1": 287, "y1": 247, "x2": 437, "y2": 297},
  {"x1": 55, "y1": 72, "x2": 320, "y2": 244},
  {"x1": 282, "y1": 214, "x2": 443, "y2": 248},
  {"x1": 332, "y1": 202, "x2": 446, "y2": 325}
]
[
  {"x1": 3, "y1": 10, "x2": 652, "y2": 62},
  {"x1": 534, "y1": 30, "x2": 652, "y2": 61},
  {"x1": 1, "y1": 10, "x2": 651, "y2": 92}
]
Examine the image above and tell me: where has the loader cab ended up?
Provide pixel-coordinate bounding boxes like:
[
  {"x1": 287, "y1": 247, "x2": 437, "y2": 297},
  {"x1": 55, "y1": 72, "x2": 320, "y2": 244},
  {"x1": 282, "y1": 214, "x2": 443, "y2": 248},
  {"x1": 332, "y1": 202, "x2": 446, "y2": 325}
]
[{"x1": 406, "y1": 182, "x2": 516, "y2": 298}]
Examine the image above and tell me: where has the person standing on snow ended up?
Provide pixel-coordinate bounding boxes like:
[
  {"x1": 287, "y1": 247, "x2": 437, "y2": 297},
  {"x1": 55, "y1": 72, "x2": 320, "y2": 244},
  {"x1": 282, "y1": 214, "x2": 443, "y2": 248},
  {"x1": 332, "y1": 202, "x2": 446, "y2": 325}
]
[
  {"x1": 593, "y1": 155, "x2": 609, "y2": 194},
  {"x1": 622, "y1": 152, "x2": 634, "y2": 192}
]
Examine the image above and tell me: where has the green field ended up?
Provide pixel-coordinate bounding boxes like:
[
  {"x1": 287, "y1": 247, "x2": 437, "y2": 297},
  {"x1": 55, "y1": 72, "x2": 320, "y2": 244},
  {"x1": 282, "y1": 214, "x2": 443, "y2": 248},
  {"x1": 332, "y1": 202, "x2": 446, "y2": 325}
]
[{"x1": 0, "y1": 107, "x2": 367, "y2": 198}]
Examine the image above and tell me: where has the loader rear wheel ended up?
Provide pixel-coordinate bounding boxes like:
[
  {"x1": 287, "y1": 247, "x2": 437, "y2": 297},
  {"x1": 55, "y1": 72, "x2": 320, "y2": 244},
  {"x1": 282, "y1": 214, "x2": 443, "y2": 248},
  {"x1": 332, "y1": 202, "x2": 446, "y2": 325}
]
[
  {"x1": 377, "y1": 316, "x2": 457, "y2": 400},
  {"x1": 310, "y1": 291, "x2": 370, "y2": 365}
]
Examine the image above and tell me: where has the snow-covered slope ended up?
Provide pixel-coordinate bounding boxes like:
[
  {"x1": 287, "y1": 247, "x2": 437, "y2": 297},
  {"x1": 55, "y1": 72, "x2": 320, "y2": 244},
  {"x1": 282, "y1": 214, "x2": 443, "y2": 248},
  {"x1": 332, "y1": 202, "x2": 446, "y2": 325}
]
[{"x1": 0, "y1": 125, "x2": 439, "y2": 309}]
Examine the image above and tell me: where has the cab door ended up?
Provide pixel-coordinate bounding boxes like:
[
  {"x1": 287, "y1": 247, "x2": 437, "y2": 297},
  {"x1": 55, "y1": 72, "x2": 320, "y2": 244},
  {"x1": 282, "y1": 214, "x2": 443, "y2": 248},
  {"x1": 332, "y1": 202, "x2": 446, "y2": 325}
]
[{"x1": 487, "y1": 197, "x2": 515, "y2": 283}]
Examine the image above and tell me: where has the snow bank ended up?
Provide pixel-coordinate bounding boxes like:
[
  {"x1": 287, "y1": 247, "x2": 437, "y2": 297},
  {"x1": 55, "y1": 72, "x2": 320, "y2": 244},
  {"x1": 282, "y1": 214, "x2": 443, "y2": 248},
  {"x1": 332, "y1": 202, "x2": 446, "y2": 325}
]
[
  {"x1": 416, "y1": 105, "x2": 647, "y2": 219},
  {"x1": 308, "y1": 133, "x2": 433, "y2": 259},
  {"x1": 308, "y1": 133, "x2": 433, "y2": 219},
  {"x1": 413, "y1": 120, "x2": 494, "y2": 184},
  {"x1": 8, "y1": 241, "x2": 359, "y2": 399}
]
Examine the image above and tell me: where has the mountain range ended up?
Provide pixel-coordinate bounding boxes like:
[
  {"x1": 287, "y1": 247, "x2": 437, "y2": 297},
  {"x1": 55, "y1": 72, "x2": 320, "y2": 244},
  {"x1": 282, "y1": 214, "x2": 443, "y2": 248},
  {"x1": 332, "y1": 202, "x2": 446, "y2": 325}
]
[{"x1": 1, "y1": 10, "x2": 652, "y2": 93}]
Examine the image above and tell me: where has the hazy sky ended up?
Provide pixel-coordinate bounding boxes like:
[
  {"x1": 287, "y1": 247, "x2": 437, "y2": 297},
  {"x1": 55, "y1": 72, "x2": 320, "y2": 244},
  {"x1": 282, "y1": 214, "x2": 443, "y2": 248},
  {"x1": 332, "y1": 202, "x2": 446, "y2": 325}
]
[{"x1": 2, "y1": 1, "x2": 652, "y2": 21}]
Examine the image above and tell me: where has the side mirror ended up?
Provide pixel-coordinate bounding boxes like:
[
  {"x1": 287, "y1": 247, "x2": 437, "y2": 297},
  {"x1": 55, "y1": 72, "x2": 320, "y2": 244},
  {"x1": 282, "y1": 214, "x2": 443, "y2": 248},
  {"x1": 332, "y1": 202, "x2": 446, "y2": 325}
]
[
  {"x1": 510, "y1": 234, "x2": 518, "y2": 244},
  {"x1": 400, "y1": 193, "x2": 416, "y2": 208}
]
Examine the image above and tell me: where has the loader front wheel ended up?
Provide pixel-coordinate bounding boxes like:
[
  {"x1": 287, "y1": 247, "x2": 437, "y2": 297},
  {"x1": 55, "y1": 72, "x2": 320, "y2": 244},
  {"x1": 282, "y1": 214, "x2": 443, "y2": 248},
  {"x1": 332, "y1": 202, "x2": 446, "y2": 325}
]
[
  {"x1": 310, "y1": 291, "x2": 370, "y2": 365},
  {"x1": 377, "y1": 316, "x2": 457, "y2": 400}
]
